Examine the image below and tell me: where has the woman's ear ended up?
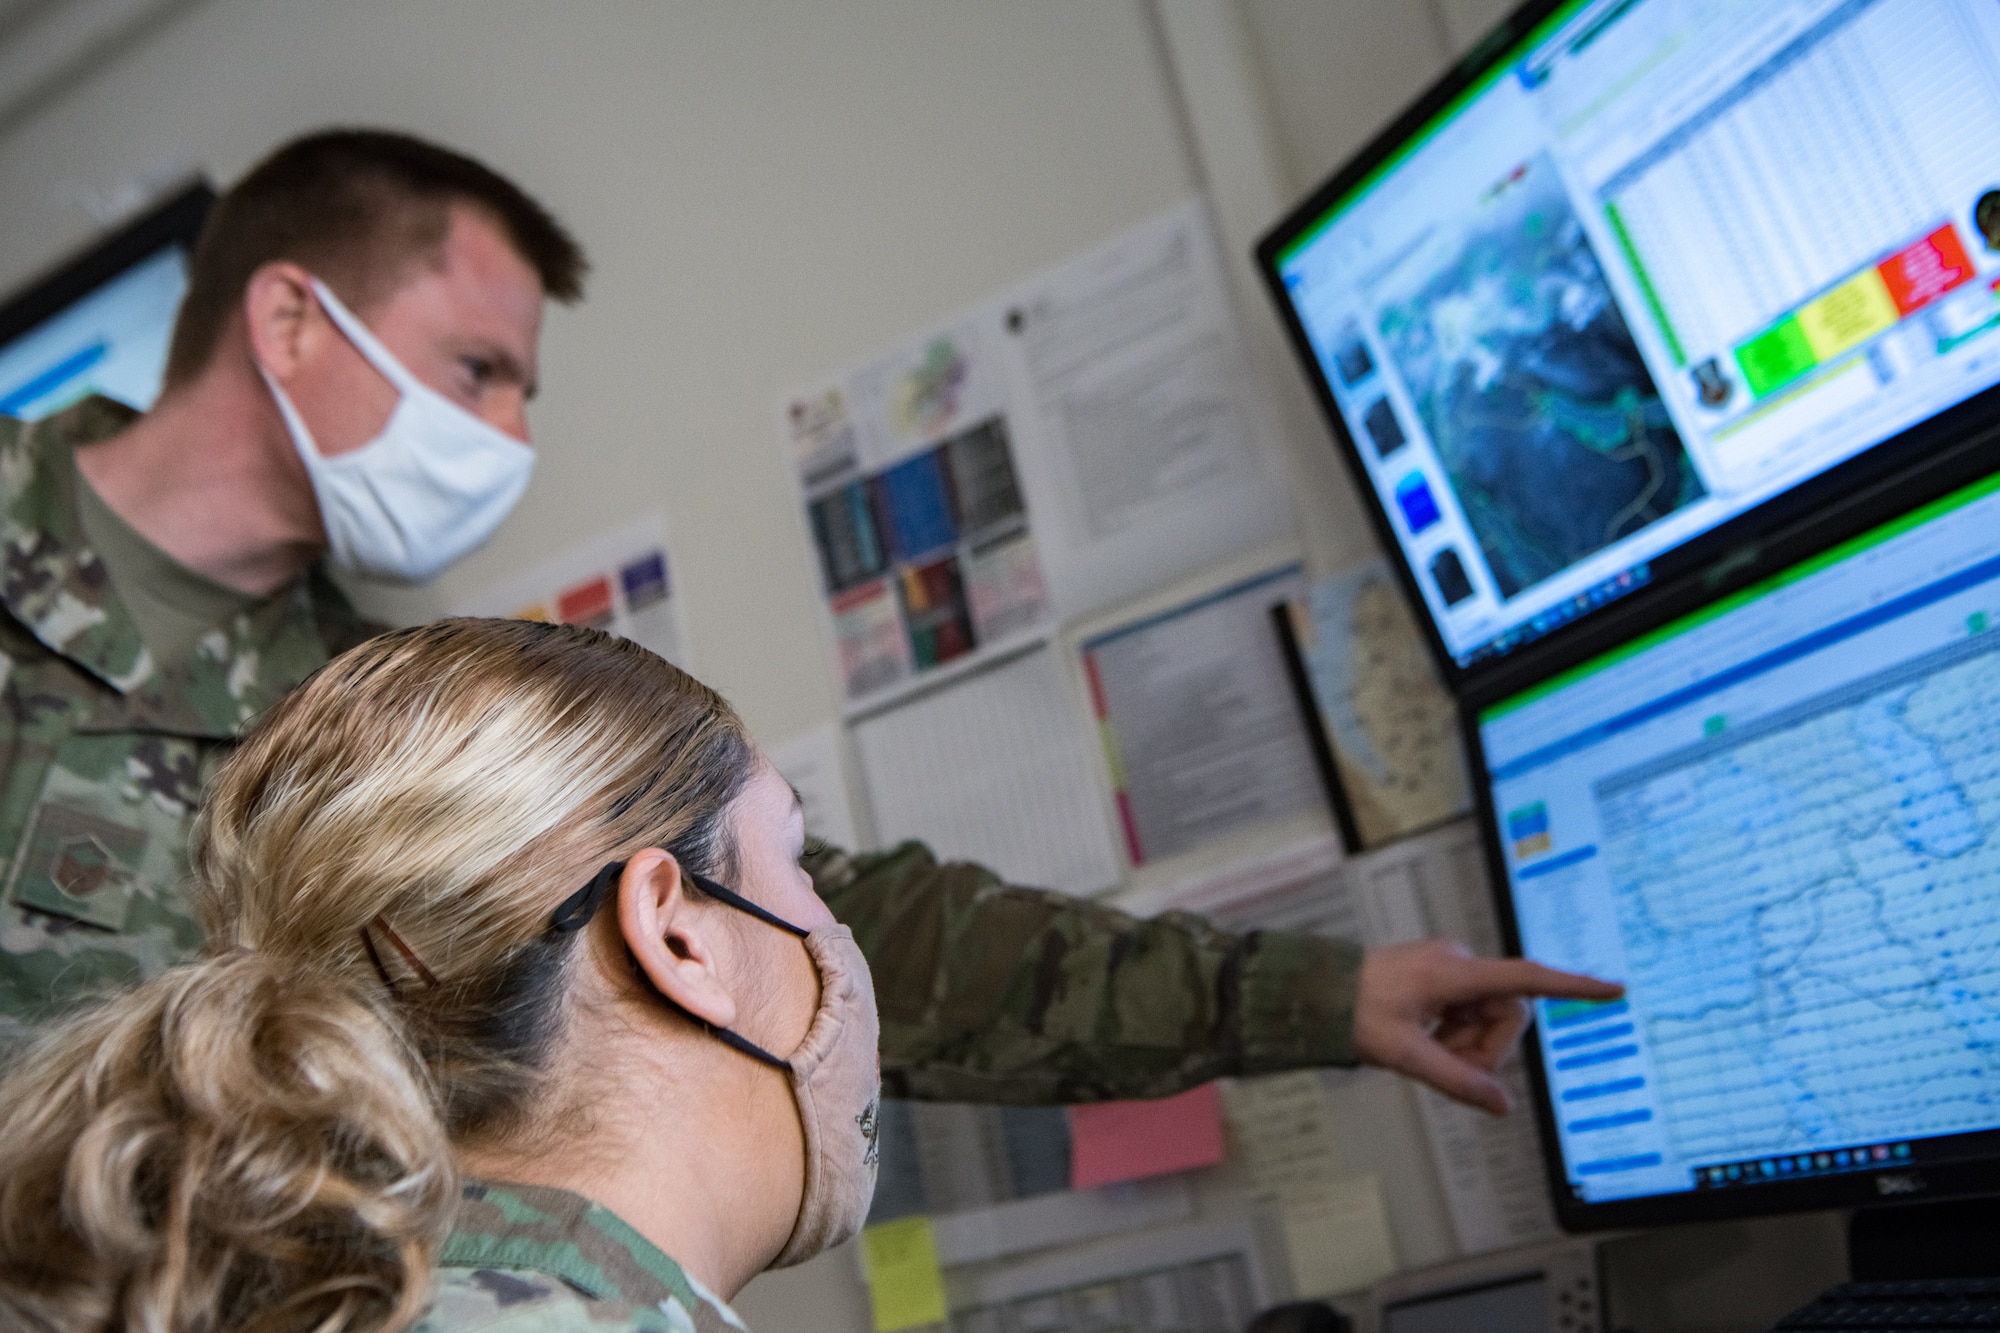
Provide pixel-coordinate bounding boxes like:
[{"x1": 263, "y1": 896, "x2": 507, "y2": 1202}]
[{"x1": 616, "y1": 848, "x2": 738, "y2": 1030}]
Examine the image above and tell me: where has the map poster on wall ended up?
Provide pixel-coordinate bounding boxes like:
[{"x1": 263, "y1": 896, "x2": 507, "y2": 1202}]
[
  {"x1": 782, "y1": 199, "x2": 1293, "y2": 716},
  {"x1": 450, "y1": 512, "x2": 689, "y2": 670},
  {"x1": 1280, "y1": 558, "x2": 1469, "y2": 851}
]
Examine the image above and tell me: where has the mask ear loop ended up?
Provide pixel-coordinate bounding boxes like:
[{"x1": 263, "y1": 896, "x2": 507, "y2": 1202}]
[
  {"x1": 685, "y1": 870, "x2": 812, "y2": 940},
  {"x1": 548, "y1": 861, "x2": 624, "y2": 934},
  {"x1": 309, "y1": 277, "x2": 422, "y2": 395},
  {"x1": 548, "y1": 860, "x2": 799, "y2": 1073}
]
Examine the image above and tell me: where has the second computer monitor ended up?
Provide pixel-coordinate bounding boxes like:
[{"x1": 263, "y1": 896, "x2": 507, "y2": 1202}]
[{"x1": 1474, "y1": 464, "x2": 2000, "y2": 1229}]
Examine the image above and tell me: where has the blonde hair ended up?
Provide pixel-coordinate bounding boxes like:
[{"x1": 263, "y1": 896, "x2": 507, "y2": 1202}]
[{"x1": 0, "y1": 619, "x2": 757, "y2": 1333}]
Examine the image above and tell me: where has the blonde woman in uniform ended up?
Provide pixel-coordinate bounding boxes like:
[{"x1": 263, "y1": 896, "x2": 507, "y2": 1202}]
[{"x1": 0, "y1": 618, "x2": 881, "y2": 1333}]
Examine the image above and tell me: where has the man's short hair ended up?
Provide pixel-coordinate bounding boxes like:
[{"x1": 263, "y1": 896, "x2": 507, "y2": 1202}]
[{"x1": 164, "y1": 128, "x2": 587, "y2": 387}]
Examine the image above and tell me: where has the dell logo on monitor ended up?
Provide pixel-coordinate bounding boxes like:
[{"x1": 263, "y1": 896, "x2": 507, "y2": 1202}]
[{"x1": 1874, "y1": 1173, "x2": 1927, "y2": 1196}]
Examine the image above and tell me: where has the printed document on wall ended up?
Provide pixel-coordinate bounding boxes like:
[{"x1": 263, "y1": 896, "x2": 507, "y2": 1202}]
[
  {"x1": 1000, "y1": 200, "x2": 1292, "y2": 614},
  {"x1": 787, "y1": 319, "x2": 1051, "y2": 712},
  {"x1": 1224, "y1": 1073, "x2": 1399, "y2": 1297},
  {"x1": 1287, "y1": 558, "x2": 1471, "y2": 849},
  {"x1": 1351, "y1": 821, "x2": 1560, "y2": 1253},
  {"x1": 1080, "y1": 565, "x2": 1323, "y2": 865},
  {"x1": 853, "y1": 647, "x2": 1122, "y2": 894},
  {"x1": 451, "y1": 512, "x2": 688, "y2": 668},
  {"x1": 782, "y1": 199, "x2": 1291, "y2": 715}
]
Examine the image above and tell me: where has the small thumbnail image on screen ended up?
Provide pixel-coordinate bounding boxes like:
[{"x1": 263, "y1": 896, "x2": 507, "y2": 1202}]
[
  {"x1": 1430, "y1": 547, "x2": 1474, "y2": 606},
  {"x1": 1363, "y1": 396, "x2": 1408, "y2": 458},
  {"x1": 1331, "y1": 317, "x2": 1375, "y2": 386},
  {"x1": 1976, "y1": 189, "x2": 2000, "y2": 253}
]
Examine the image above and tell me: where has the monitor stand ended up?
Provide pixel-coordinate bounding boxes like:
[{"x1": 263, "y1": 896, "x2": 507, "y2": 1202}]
[{"x1": 1849, "y1": 1198, "x2": 2000, "y2": 1279}]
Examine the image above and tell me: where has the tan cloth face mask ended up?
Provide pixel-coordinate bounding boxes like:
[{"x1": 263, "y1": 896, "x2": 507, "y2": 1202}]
[
  {"x1": 547, "y1": 862, "x2": 883, "y2": 1269},
  {"x1": 769, "y1": 924, "x2": 881, "y2": 1267}
]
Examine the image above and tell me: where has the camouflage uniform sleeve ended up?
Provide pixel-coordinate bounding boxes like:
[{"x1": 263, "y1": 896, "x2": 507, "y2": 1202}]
[{"x1": 809, "y1": 840, "x2": 1363, "y2": 1105}]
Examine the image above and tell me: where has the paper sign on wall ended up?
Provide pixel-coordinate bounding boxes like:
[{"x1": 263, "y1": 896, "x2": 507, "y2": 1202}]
[
  {"x1": 1350, "y1": 820, "x2": 1561, "y2": 1253},
  {"x1": 451, "y1": 512, "x2": 688, "y2": 668},
  {"x1": 784, "y1": 199, "x2": 1292, "y2": 714},
  {"x1": 860, "y1": 1216, "x2": 949, "y2": 1332},
  {"x1": 852, "y1": 646, "x2": 1122, "y2": 895},
  {"x1": 1080, "y1": 565, "x2": 1322, "y2": 865},
  {"x1": 1067, "y1": 1083, "x2": 1227, "y2": 1190},
  {"x1": 794, "y1": 342, "x2": 1053, "y2": 705},
  {"x1": 1224, "y1": 1073, "x2": 1399, "y2": 1297}
]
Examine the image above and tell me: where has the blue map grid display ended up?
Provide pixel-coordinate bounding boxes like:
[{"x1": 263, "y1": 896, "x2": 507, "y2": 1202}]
[{"x1": 1594, "y1": 640, "x2": 2000, "y2": 1166}]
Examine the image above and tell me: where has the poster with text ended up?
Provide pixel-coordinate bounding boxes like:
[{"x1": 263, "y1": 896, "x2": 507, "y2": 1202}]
[
  {"x1": 450, "y1": 513, "x2": 688, "y2": 669},
  {"x1": 784, "y1": 199, "x2": 1292, "y2": 715}
]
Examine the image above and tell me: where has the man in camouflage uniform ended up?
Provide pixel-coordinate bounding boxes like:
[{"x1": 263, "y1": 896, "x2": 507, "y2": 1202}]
[
  {"x1": 0, "y1": 128, "x2": 1615, "y2": 1122},
  {"x1": 0, "y1": 398, "x2": 374, "y2": 1021}
]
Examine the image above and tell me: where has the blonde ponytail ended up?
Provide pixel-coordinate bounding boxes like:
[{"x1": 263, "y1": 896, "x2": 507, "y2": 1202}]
[
  {"x1": 0, "y1": 619, "x2": 758, "y2": 1333},
  {"x1": 0, "y1": 952, "x2": 450, "y2": 1332}
]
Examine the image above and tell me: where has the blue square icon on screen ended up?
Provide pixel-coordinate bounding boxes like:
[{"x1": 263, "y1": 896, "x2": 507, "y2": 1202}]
[{"x1": 1395, "y1": 472, "x2": 1441, "y2": 533}]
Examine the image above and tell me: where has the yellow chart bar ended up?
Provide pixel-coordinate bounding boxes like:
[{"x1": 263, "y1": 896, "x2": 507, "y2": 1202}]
[{"x1": 1798, "y1": 268, "x2": 1898, "y2": 361}]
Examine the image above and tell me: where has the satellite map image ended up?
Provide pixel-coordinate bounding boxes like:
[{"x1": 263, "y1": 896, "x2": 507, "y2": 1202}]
[{"x1": 1378, "y1": 154, "x2": 1704, "y2": 598}]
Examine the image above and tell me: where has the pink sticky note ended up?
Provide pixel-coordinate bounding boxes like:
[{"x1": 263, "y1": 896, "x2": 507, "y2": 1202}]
[{"x1": 1066, "y1": 1082, "x2": 1227, "y2": 1190}]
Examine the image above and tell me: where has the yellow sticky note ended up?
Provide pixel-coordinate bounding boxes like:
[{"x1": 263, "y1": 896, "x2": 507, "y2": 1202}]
[
  {"x1": 859, "y1": 1216, "x2": 948, "y2": 1332},
  {"x1": 1280, "y1": 1172, "x2": 1400, "y2": 1298}
]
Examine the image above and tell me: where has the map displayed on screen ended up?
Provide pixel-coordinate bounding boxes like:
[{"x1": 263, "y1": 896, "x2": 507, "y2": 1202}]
[
  {"x1": 1377, "y1": 153, "x2": 1704, "y2": 599},
  {"x1": 1478, "y1": 471, "x2": 2000, "y2": 1203},
  {"x1": 1596, "y1": 650, "x2": 2000, "y2": 1165}
]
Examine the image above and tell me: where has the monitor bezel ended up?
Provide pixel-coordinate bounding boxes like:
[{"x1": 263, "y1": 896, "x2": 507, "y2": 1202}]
[
  {"x1": 0, "y1": 179, "x2": 214, "y2": 355},
  {"x1": 1462, "y1": 427, "x2": 2000, "y2": 1232},
  {"x1": 1252, "y1": 0, "x2": 2000, "y2": 700}
]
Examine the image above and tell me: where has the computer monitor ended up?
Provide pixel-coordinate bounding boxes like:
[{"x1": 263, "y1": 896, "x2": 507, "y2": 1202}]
[
  {"x1": 0, "y1": 181, "x2": 213, "y2": 420},
  {"x1": 1471, "y1": 460, "x2": 2000, "y2": 1230},
  {"x1": 1256, "y1": 0, "x2": 2000, "y2": 688}
]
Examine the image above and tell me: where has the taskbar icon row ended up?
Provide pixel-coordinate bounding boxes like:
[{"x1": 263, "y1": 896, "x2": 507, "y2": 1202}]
[
  {"x1": 1693, "y1": 1140, "x2": 1914, "y2": 1190},
  {"x1": 1463, "y1": 562, "x2": 1652, "y2": 667}
]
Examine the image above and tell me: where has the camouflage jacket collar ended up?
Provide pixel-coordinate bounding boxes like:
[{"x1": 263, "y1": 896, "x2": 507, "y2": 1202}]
[
  {"x1": 0, "y1": 397, "x2": 367, "y2": 739},
  {"x1": 442, "y1": 1179, "x2": 740, "y2": 1326}
]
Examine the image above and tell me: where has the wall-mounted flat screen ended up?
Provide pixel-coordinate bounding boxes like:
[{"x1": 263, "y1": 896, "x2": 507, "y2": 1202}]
[
  {"x1": 1260, "y1": 0, "x2": 2000, "y2": 677},
  {"x1": 0, "y1": 182, "x2": 212, "y2": 421}
]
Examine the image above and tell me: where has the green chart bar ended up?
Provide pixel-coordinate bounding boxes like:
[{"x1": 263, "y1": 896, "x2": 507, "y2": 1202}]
[{"x1": 1605, "y1": 201, "x2": 1685, "y2": 367}]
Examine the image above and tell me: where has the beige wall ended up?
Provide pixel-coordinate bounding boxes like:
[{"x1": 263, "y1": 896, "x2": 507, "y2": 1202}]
[{"x1": 1241, "y1": 0, "x2": 1519, "y2": 196}]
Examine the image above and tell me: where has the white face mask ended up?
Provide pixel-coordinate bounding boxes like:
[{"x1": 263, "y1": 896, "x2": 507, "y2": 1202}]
[{"x1": 258, "y1": 278, "x2": 534, "y2": 584}]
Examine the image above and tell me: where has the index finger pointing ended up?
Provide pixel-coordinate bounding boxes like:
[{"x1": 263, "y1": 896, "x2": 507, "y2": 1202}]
[{"x1": 1449, "y1": 957, "x2": 1624, "y2": 1004}]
